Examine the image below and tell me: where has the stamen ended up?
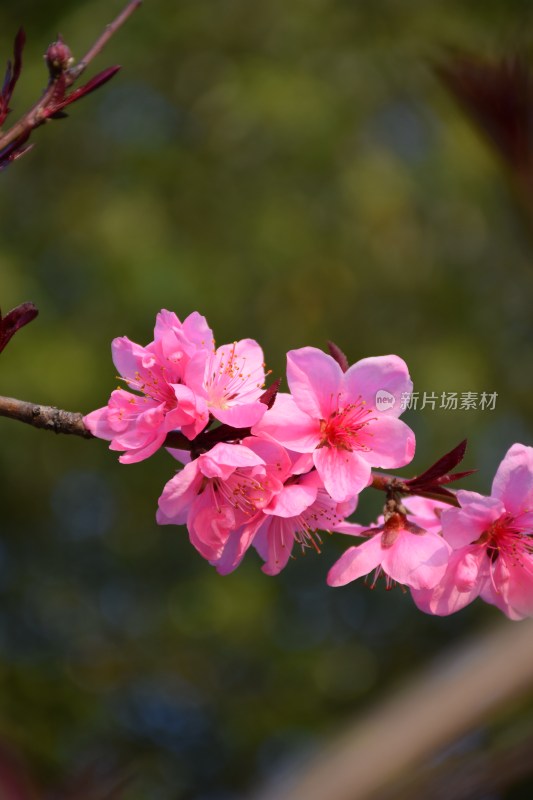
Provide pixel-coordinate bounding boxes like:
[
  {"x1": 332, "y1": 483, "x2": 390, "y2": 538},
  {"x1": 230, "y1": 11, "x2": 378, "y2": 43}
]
[{"x1": 319, "y1": 396, "x2": 377, "y2": 452}]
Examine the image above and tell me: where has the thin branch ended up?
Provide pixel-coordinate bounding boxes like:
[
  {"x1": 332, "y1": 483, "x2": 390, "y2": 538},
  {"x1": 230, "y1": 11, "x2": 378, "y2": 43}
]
[
  {"x1": 370, "y1": 472, "x2": 409, "y2": 494},
  {"x1": 0, "y1": 396, "x2": 93, "y2": 438},
  {"x1": 369, "y1": 473, "x2": 460, "y2": 507},
  {"x1": 0, "y1": 395, "x2": 461, "y2": 506},
  {"x1": 68, "y1": 0, "x2": 143, "y2": 82}
]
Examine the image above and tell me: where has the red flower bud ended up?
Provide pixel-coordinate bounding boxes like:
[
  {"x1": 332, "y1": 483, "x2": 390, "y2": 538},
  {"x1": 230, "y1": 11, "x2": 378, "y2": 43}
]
[{"x1": 45, "y1": 37, "x2": 73, "y2": 76}]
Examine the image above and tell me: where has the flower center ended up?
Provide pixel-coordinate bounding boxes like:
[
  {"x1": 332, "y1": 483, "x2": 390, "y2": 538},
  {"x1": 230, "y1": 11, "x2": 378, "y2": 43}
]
[
  {"x1": 480, "y1": 512, "x2": 533, "y2": 565},
  {"x1": 119, "y1": 366, "x2": 177, "y2": 409},
  {"x1": 205, "y1": 343, "x2": 266, "y2": 409},
  {"x1": 292, "y1": 488, "x2": 347, "y2": 553},
  {"x1": 211, "y1": 470, "x2": 270, "y2": 518},
  {"x1": 319, "y1": 398, "x2": 375, "y2": 451}
]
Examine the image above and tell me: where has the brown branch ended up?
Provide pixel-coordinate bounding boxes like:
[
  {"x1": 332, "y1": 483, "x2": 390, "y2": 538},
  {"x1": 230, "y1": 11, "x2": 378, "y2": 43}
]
[
  {"x1": 370, "y1": 472, "x2": 460, "y2": 507},
  {"x1": 0, "y1": 396, "x2": 93, "y2": 438},
  {"x1": 370, "y1": 472, "x2": 409, "y2": 494},
  {"x1": 0, "y1": 395, "x2": 460, "y2": 507}
]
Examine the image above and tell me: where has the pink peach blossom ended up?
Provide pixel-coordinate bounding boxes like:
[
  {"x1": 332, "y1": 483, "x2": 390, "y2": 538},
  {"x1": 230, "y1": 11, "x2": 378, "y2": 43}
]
[
  {"x1": 157, "y1": 442, "x2": 280, "y2": 563},
  {"x1": 252, "y1": 470, "x2": 357, "y2": 576},
  {"x1": 327, "y1": 512, "x2": 451, "y2": 591},
  {"x1": 253, "y1": 348, "x2": 415, "y2": 503},
  {"x1": 205, "y1": 438, "x2": 356, "y2": 576},
  {"x1": 402, "y1": 496, "x2": 449, "y2": 534},
  {"x1": 84, "y1": 310, "x2": 214, "y2": 463},
  {"x1": 185, "y1": 338, "x2": 268, "y2": 427},
  {"x1": 412, "y1": 443, "x2": 533, "y2": 619}
]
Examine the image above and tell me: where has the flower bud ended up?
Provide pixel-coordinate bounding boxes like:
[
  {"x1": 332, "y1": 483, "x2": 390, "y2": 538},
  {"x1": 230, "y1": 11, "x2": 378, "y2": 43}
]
[{"x1": 45, "y1": 37, "x2": 73, "y2": 77}]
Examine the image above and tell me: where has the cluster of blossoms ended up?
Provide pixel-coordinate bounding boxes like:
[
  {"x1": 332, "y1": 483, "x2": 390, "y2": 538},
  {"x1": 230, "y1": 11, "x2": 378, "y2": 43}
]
[{"x1": 85, "y1": 310, "x2": 533, "y2": 620}]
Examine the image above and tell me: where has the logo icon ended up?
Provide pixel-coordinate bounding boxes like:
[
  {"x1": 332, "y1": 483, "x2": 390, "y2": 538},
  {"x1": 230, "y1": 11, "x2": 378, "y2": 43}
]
[{"x1": 375, "y1": 389, "x2": 395, "y2": 412}]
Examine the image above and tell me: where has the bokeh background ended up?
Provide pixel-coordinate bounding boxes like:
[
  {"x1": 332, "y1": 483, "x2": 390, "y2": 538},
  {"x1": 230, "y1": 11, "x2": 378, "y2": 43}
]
[{"x1": 1, "y1": 0, "x2": 533, "y2": 797}]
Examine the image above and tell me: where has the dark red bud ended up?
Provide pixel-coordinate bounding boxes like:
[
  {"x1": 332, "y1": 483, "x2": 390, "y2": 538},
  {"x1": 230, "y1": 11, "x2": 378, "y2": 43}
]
[{"x1": 45, "y1": 37, "x2": 73, "y2": 77}]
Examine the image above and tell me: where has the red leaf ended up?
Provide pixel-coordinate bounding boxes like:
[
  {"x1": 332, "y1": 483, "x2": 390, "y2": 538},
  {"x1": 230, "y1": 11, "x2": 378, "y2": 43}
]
[
  {"x1": 0, "y1": 302, "x2": 38, "y2": 354},
  {"x1": 405, "y1": 439, "x2": 467, "y2": 489},
  {"x1": 0, "y1": 131, "x2": 33, "y2": 170},
  {"x1": 54, "y1": 65, "x2": 121, "y2": 112},
  {"x1": 327, "y1": 340, "x2": 349, "y2": 372},
  {"x1": 260, "y1": 378, "x2": 281, "y2": 410},
  {"x1": 433, "y1": 469, "x2": 477, "y2": 485},
  {"x1": 0, "y1": 28, "x2": 25, "y2": 126},
  {"x1": 408, "y1": 486, "x2": 457, "y2": 501}
]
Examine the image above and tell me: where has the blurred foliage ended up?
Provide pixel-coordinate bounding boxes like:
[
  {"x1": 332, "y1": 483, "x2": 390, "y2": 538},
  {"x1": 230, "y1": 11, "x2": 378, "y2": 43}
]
[{"x1": 1, "y1": 0, "x2": 533, "y2": 797}]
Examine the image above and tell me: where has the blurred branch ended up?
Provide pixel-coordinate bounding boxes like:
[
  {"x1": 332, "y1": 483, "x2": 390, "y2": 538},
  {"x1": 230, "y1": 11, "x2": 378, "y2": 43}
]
[
  {"x1": 0, "y1": 0, "x2": 142, "y2": 168},
  {"x1": 435, "y1": 52, "x2": 533, "y2": 227},
  {"x1": 252, "y1": 618, "x2": 533, "y2": 800},
  {"x1": 374, "y1": 725, "x2": 533, "y2": 800}
]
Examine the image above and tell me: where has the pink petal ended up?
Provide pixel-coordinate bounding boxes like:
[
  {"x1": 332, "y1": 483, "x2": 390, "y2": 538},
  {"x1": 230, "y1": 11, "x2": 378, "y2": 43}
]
[
  {"x1": 183, "y1": 350, "x2": 209, "y2": 395},
  {"x1": 257, "y1": 517, "x2": 295, "y2": 576},
  {"x1": 482, "y1": 555, "x2": 533, "y2": 620},
  {"x1": 118, "y1": 433, "x2": 167, "y2": 464},
  {"x1": 252, "y1": 393, "x2": 320, "y2": 453},
  {"x1": 382, "y1": 530, "x2": 451, "y2": 590},
  {"x1": 313, "y1": 447, "x2": 371, "y2": 502},
  {"x1": 188, "y1": 494, "x2": 236, "y2": 561},
  {"x1": 442, "y1": 494, "x2": 504, "y2": 549},
  {"x1": 331, "y1": 521, "x2": 368, "y2": 537},
  {"x1": 153, "y1": 310, "x2": 184, "y2": 365},
  {"x1": 289, "y1": 451, "x2": 315, "y2": 475},
  {"x1": 227, "y1": 338, "x2": 265, "y2": 379},
  {"x1": 165, "y1": 448, "x2": 192, "y2": 464},
  {"x1": 154, "y1": 309, "x2": 181, "y2": 338},
  {"x1": 358, "y1": 415, "x2": 416, "y2": 469},
  {"x1": 491, "y1": 442, "x2": 533, "y2": 516},
  {"x1": 287, "y1": 347, "x2": 342, "y2": 419},
  {"x1": 403, "y1": 496, "x2": 448, "y2": 533},
  {"x1": 111, "y1": 336, "x2": 148, "y2": 385},
  {"x1": 343, "y1": 355, "x2": 413, "y2": 418},
  {"x1": 213, "y1": 524, "x2": 257, "y2": 575},
  {"x1": 327, "y1": 536, "x2": 384, "y2": 586},
  {"x1": 203, "y1": 339, "x2": 265, "y2": 413},
  {"x1": 265, "y1": 483, "x2": 318, "y2": 518},
  {"x1": 84, "y1": 406, "x2": 116, "y2": 440},
  {"x1": 243, "y1": 436, "x2": 293, "y2": 481},
  {"x1": 180, "y1": 310, "x2": 214, "y2": 349},
  {"x1": 411, "y1": 547, "x2": 485, "y2": 616},
  {"x1": 157, "y1": 460, "x2": 201, "y2": 524},
  {"x1": 199, "y1": 442, "x2": 265, "y2": 480},
  {"x1": 212, "y1": 400, "x2": 267, "y2": 427}
]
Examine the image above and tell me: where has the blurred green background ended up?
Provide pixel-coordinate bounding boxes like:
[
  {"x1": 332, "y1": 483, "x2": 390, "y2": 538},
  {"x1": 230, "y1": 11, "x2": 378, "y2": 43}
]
[{"x1": 1, "y1": 0, "x2": 533, "y2": 797}]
